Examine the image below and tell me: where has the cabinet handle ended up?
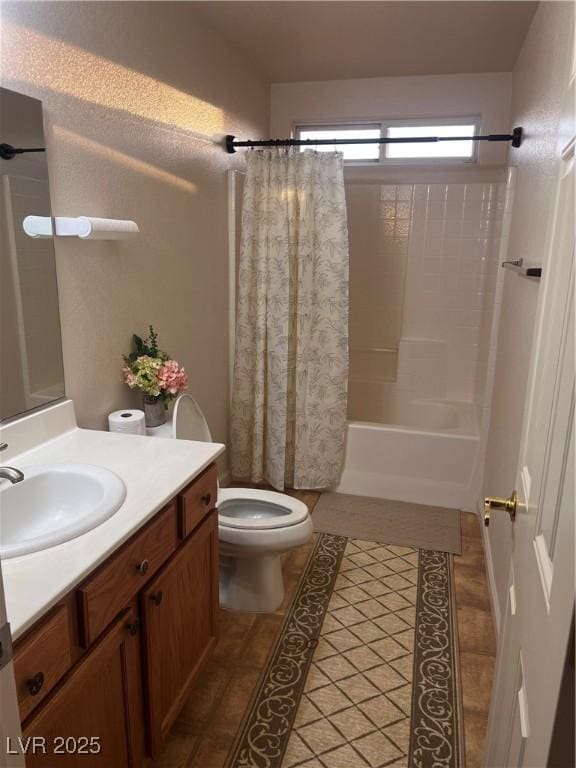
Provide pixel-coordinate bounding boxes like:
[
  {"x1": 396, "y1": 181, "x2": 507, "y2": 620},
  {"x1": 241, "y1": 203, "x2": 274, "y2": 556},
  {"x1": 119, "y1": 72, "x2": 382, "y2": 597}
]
[
  {"x1": 137, "y1": 559, "x2": 149, "y2": 575},
  {"x1": 26, "y1": 672, "x2": 45, "y2": 696},
  {"x1": 126, "y1": 618, "x2": 140, "y2": 637},
  {"x1": 150, "y1": 591, "x2": 163, "y2": 607},
  {"x1": 201, "y1": 493, "x2": 211, "y2": 506}
]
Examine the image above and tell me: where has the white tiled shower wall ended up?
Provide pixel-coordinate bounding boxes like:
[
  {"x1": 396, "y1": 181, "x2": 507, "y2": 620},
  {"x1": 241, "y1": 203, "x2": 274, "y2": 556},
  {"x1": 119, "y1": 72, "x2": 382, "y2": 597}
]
[{"x1": 347, "y1": 179, "x2": 506, "y2": 426}]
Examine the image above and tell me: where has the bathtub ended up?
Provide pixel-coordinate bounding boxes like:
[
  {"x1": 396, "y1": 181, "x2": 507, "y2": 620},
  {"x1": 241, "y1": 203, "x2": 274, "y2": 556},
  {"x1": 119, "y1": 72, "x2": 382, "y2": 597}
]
[{"x1": 337, "y1": 399, "x2": 480, "y2": 511}]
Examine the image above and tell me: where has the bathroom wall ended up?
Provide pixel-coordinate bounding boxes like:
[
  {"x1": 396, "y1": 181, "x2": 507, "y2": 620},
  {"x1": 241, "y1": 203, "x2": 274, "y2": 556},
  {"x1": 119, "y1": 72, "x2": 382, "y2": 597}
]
[
  {"x1": 0, "y1": 2, "x2": 269, "y2": 459},
  {"x1": 481, "y1": 1, "x2": 574, "y2": 628},
  {"x1": 346, "y1": 178, "x2": 506, "y2": 425},
  {"x1": 270, "y1": 72, "x2": 512, "y2": 165}
]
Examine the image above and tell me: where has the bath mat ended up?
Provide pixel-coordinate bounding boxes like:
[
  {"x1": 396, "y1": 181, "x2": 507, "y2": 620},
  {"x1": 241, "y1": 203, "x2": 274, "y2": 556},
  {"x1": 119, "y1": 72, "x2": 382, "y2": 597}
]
[
  {"x1": 225, "y1": 533, "x2": 463, "y2": 768},
  {"x1": 312, "y1": 492, "x2": 462, "y2": 555}
]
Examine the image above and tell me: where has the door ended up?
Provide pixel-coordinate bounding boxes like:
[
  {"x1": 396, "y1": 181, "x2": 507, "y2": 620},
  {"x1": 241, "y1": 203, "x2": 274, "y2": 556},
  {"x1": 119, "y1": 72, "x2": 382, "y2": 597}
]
[
  {"x1": 484, "y1": 83, "x2": 575, "y2": 766},
  {"x1": 0, "y1": 559, "x2": 24, "y2": 768},
  {"x1": 140, "y1": 510, "x2": 219, "y2": 756},
  {"x1": 22, "y1": 610, "x2": 145, "y2": 768}
]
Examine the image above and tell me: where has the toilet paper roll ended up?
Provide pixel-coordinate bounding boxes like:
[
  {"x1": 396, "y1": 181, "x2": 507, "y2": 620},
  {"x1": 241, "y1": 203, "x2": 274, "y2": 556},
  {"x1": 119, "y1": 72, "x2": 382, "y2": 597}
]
[
  {"x1": 76, "y1": 217, "x2": 139, "y2": 239},
  {"x1": 108, "y1": 409, "x2": 146, "y2": 435}
]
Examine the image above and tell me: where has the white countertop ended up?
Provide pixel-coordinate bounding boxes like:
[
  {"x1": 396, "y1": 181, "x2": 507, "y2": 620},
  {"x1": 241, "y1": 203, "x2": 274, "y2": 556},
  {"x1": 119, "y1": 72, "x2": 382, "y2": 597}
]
[{"x1": 0, "y1": 402, "x2": 224, "y2": 640}]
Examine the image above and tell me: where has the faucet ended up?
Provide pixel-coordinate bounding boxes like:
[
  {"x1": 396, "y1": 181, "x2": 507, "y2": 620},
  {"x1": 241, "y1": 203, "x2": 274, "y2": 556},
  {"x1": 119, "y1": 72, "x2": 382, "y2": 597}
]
[{"x1": 0, "y1": 466, "x2": 24, "y2": 484}]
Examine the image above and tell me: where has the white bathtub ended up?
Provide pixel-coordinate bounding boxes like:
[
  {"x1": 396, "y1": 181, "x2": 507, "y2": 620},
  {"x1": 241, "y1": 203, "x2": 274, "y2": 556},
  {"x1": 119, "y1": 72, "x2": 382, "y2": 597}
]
[{"x1": 337, "y1": 399, "x2": 480, "y2": 511}]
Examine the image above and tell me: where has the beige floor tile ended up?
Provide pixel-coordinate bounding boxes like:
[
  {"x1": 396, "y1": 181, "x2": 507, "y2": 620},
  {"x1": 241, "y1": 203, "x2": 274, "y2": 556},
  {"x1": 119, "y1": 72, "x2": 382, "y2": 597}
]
[
  {"x1": 338, "y1": 584, "x2": 379, "y2": 603},
  {"x1": 329, "y1": 706, "x2": 376, "y2": 741},
  {"x1": 344, "y1": 644, "x2": 385, "y2": 671},
  {"x1": 332, "y1": 605, "x2": 369, "y2": 627},
  {"x1": 298, "y1": 719, "x2": 347, "y2": 755},
  {"x1": 360, "y1": 580, "x2": 392, "y2": 598},
  {"x1": 283, "y1": 733, "x2": 314, "y2": 767},
  {"x1": 384, "y1": 718, "x2": 410, "y2": 753},
  {"x1": 336, "y1": 673, "x2": 381, "y2": 703},
  {"x1": 304, "y1": 664, "x2": 332, "y2": 692},
  {"x1": 358, "y1": 695, "x2": 405, "y2": 729},
  {"x1": 316, "y1": 653, "x2": 357, "y2": 681},
  {"x1": 354, "y1": 598, "x2": 389, "y2": 620},
  {"x1": 373, "y1": 613, "x2": 411, "y2": 636},
  {"x1": 353, "y1": 731, "x2": 403, "y2": 767},
  {"x1": 294, "y1": 696, "x2": 324, "y2": 728},
  {"x1": 325, "y1": 627, "x2": 364, "y2": 653},
  {"x1": 368, "y1": 636, "x2": 409, "y2": 662},
  {"x1": 312, "y1": 637, "x2": 339, "y2": 661},
  {"x1": 368, "y1": 663, "x2": 407, "y2": 693},
  {"x1": 308, "y1": 683, "x2": 352, "y2": 716},
  {"x1": 393, "y1": 629, "x2": 414, "y2": 652},
  {"x1": 318, "y1": 743, "x2": 371, "y2": 768},
  {"x1": 349, "y1": 620, "x2": 387, "y2": 644},
  {"x1": 386, "y1": 684, "x2": 412, "y2": 716}
]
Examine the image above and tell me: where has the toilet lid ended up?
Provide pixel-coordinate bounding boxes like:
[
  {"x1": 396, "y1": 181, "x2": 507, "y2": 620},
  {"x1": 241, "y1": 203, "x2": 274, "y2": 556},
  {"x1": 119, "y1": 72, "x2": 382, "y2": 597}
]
[
  {"x1": 218, "y1": 487, "x2": 309, "y2": 530},
  {"x1": 172, "y1": 393, "x2": 213, "y2": 442}
]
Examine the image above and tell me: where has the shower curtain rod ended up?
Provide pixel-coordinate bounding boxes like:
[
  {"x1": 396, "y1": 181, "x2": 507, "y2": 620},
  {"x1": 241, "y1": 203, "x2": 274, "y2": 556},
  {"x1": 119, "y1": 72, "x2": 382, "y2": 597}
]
[{"x1": 225, "y1": 127, "x2": 523, "y2": 154}]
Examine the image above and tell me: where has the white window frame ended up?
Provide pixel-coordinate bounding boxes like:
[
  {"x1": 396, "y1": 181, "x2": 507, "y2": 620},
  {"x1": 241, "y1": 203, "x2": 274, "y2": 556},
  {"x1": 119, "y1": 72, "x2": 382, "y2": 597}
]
[{"x1": 293, "y1": 116, "x2": 481, "y2": 165}]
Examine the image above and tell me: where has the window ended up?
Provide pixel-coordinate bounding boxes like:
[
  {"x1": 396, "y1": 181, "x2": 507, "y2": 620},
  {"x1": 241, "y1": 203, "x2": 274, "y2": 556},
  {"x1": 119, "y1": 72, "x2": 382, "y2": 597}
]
[
  {"x1": 385, "y1": 123, "x2": 476, "y2": 160},
  {"x1": 295, "y1": 125, "x2": 381, "y2": 162},
  {"x1": 294, "y1": 119, "x2": 479, "y2": 163}
]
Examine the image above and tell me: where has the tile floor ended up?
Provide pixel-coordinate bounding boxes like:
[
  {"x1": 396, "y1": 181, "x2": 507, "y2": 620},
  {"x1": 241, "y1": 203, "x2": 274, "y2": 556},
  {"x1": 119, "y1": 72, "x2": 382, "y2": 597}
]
[{"x1": 153, "y1": 492, "x2": 496, "y2": 768}]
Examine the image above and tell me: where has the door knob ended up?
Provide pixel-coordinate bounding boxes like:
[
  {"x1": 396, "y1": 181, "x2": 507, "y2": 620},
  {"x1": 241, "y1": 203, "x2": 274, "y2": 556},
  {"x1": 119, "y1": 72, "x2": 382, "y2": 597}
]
[{"x1": 484, "y1": 491, "x2": 518, "y2": 526}]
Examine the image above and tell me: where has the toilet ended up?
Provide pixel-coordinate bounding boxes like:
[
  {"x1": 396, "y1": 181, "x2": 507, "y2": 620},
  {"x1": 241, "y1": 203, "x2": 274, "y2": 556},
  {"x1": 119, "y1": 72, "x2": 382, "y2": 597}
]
[{"x1": 148, "y1": 394, "x2": 313, "y2": 612}]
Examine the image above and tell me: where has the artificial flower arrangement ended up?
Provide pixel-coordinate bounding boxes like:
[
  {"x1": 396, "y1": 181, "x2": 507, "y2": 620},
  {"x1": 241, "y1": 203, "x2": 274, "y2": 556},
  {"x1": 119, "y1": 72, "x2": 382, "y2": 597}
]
[{"x1": 122, "y1": 326, "x2": 188, "y2": 425}]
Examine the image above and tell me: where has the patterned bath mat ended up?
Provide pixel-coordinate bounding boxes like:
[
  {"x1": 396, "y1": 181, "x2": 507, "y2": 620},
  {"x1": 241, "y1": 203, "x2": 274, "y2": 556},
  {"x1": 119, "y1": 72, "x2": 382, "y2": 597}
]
[{"x1": 226, "y1": 534, "x2": 463, "y2": 768}]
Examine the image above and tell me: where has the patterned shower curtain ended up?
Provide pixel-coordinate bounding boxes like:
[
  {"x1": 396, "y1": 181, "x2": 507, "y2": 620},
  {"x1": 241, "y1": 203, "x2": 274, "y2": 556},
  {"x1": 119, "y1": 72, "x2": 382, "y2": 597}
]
[{"x1": 230, "y1": 148, "x2": 349, "y2": 490}]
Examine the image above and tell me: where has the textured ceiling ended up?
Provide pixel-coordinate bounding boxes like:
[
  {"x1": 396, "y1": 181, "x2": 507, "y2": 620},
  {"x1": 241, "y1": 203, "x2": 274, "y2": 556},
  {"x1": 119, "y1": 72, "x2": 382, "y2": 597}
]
[{"x1": 194, "y1": 1, "x2": 538, "y2": 83}]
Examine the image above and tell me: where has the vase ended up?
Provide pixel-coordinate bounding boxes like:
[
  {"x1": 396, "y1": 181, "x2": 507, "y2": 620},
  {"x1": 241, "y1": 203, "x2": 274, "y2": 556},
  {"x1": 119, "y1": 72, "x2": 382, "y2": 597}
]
[{"x1": 143, "y1": 395, "x2": 165, "y2": 427}]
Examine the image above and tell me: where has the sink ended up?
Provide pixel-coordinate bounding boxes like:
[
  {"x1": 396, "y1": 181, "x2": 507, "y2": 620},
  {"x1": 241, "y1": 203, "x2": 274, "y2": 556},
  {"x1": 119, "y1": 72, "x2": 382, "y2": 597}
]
[{"x1": 0, "y1": 463, "x2": 126, "y2": 558}]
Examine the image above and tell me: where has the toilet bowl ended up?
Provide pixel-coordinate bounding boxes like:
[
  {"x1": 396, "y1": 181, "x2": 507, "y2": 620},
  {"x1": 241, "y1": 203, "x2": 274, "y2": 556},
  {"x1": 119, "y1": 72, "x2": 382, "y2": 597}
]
[{"x1": 147, "y1": 394, "x2": 313, "y2": 613}]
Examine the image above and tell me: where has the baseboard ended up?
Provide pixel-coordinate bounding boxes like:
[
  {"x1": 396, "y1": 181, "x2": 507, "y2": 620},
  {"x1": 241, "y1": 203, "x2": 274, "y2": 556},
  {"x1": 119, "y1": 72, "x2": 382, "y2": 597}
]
[{"x1": 478, "y1": 498, "x2": 501, "y2": 640}]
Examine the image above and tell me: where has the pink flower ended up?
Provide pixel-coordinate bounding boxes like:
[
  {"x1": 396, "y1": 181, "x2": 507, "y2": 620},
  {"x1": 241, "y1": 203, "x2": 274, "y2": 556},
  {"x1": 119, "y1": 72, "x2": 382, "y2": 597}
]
[
  {"x1": 122, "y1": 366, "x2": 137, "y2": 388},
  {"x1": 158, "y1": 359, "x2": 188, "y2": 395}
]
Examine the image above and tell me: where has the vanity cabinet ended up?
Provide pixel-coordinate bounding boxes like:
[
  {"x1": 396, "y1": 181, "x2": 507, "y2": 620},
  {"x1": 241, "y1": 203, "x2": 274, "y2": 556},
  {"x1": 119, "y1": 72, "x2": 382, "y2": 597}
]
[
  {"x1": 23, "y1": 609, "x2": 145, "y2": 768},
  {"x1": 13, "y1": 462, "x2": 219, "y2": 766},
  {"x1": 141, "y1": 510, "x2": 219, "y2": 755}
]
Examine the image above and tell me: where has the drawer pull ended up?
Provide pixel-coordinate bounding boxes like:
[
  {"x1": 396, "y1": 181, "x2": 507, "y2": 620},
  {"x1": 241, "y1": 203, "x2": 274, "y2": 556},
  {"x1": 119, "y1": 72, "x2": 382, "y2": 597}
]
[
  {"x1": 137, "y1": 559, "x2": 150, "y2": 575},
  {"x1": 150, "y1": 591, "x2": 163, "y2": 607},
  {"x1": 26, "y1": 672, "x2": 45, "y2": 696},
  {"x1": 201, "y1": 493, "x2": 212, "y2": 506},
  {"x1": 126, "y1": 618, "x2": 140, "y2": 637}
]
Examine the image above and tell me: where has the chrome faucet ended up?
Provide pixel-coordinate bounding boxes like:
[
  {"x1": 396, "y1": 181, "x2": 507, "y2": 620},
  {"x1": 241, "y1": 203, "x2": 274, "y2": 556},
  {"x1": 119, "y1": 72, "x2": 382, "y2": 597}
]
[{"x1": 0, "y1": 466, "x2": 24, "y2": 484}]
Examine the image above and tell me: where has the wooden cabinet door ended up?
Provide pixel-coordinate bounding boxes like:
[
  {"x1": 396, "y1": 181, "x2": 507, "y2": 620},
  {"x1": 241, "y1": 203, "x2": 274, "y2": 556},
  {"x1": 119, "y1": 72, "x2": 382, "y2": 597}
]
[
  {"x1": 140, "y1": 509, "x2": 219, "y2": 755},
  {"x1": 23, "y1": 610, "x2": 145, "y2": 767}
]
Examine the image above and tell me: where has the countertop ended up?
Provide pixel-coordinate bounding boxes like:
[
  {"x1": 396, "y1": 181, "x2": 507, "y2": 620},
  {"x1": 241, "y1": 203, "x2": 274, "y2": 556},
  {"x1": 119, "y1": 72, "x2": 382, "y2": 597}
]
[{"x1": 1, "y1": 411, "x2": 224, "y2": 641}]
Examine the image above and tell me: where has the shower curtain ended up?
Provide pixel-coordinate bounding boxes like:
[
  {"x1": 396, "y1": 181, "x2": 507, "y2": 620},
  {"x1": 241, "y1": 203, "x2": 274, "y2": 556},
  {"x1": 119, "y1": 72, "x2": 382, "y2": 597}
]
[{"x1": 230, "y1": 148, "x2": 349, "y2": 490}]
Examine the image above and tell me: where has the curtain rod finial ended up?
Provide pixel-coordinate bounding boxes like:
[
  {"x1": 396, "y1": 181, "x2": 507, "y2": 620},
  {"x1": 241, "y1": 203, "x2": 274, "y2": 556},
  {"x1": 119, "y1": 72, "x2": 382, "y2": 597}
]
[
  {"x1": 225, "y1": 135, "x2": 236, "y2": 154},
  {"x1": 512, "y1": 127, "x2": 523, "y2": 148}
]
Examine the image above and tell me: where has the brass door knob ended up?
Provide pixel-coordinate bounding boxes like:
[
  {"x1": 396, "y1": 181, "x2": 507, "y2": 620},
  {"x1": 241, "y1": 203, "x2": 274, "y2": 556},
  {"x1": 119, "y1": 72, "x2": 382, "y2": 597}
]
[{"x1": 484, "y1": 491, "x2": 518, "y2": 526}]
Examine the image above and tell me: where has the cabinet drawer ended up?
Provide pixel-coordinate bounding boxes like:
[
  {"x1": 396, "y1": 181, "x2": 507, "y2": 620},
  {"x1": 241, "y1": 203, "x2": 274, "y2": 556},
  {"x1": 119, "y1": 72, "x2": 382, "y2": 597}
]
[
  {"x1": 77, "y1": 502, "x2": 178, "y2": 646},
  {"x1": 15, "y1": 605, "x2": 72, "y2": 722},
  {"x1": 179, "y1": 463, "x2": 218, "y2": 539}
]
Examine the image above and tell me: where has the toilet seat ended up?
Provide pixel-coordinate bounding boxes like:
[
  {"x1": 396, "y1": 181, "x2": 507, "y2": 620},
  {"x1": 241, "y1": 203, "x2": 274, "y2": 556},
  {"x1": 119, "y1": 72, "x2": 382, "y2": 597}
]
[{"x1": 217, "y1": 487, "x2": 309, "y2": 530}]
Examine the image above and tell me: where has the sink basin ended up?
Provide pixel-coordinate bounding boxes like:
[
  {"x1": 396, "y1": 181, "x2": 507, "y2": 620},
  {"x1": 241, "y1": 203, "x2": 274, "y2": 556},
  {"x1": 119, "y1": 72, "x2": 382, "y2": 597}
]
[{"x1": 0, "y1": 463, "x2": 126, "y2": 558}]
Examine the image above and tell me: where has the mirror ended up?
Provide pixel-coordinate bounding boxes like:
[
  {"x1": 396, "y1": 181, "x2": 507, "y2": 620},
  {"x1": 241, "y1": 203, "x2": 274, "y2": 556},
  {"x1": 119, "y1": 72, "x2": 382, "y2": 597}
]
[{"x1": 0, "y1": 87, "x2": 64, "y2": 421}]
